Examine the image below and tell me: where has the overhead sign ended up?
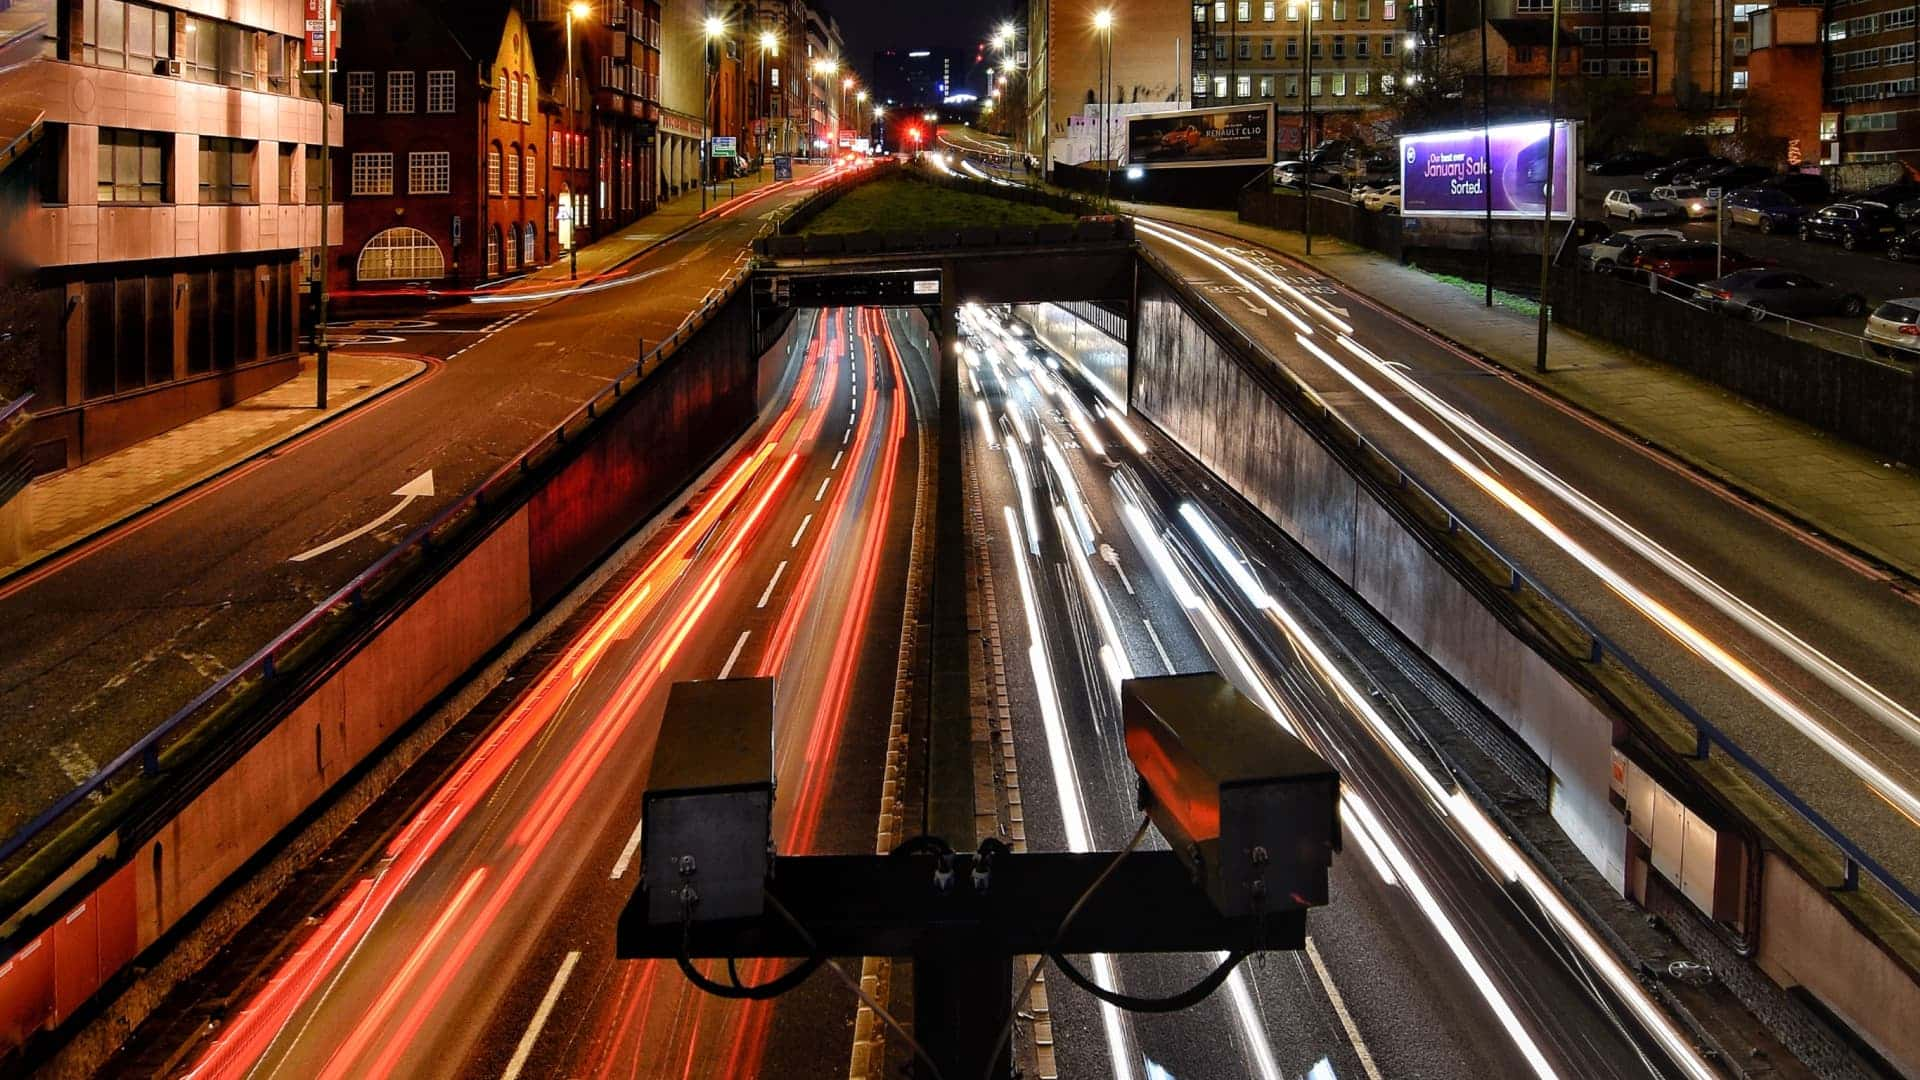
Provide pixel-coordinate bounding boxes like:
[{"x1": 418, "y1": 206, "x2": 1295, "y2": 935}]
[
  {"x1": 712, "y1": 136, "x2": 737, "y2": 158},
  {"x1": 1126, "y1": 105, "x2": 1274, "y2": 170},
  {"x1": 1398, "y1": 120, "x2": 1580, "y2": 219}
]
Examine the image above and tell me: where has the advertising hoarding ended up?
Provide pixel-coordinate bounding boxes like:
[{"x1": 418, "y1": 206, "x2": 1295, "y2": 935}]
[
  {"x1": 1126, "y1": 105, "x2": 1274, "y2": 169},
  {"x1": 1398, "y1": 121, "x2": 1579, "y2": 219}
]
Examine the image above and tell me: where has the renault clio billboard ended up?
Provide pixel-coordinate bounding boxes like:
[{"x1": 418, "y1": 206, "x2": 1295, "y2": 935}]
[
  {"x1": 1126, "y1": 105, "x2": 1274, "y2": 169},
  {"x1": 1398, "y1": 121, "x2": 1579, "y2": 218}
]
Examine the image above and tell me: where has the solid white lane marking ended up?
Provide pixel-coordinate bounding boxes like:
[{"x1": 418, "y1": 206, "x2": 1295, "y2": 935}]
[
  {"x1": 1305, "y1": 936, "x2": 1384, "y2": 1080},
  {"x1": 757, "y1": 562, "x2": 787, "y2": 608},
  {"x1": 815, "y1": 477, "x2": 831, "y2": 502},
  {"x1": 502, "y1": 951, "x2": 582, "y2": 1080},
  {"x1": 719, "y1": 630, "x2": 752, "y2": 678},
  {"x1": 791, "y1": 514, "x2": 812, "y2": 548},
  {"x1": 1142, "y1": 618, "x2": 1175, "y2": 674},
  {"x1": 831, "y1": 450, "x2": 844, "y2": 470},
  {"x1": 610, "y1": 817, "x2": 646, "y2": 880}
]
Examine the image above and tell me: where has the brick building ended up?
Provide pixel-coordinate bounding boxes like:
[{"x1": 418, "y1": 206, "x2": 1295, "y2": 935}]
[
  {"x1": 1822, "y1": 0, "x2": 1920, "y2": 163},
  {"x1": 1190, "y1": 0, "x2": 1413, "y2": 149}
]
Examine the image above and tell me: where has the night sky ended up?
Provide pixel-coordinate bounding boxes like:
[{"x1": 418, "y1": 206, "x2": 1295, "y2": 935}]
[{"x1": 829, "y1": 0, "x2": 1016, "y2": 82}]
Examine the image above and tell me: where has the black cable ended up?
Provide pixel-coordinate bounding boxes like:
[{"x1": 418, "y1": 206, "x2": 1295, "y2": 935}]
[
  {"x1": 1048, "y1": 948, "x2": 1251, "y2": 1013},
  {"x1": 675, "y1": 951, "x2": 824, "y2": 1001}
]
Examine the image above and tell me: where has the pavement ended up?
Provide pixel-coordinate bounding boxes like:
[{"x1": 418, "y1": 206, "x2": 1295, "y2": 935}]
[
  {"x1": 0, "y1": 167, "x2": 836, "y2": 842},
  {"x1": 1122, "y1": 201, "x2": 1920, "y2": 584},
  {"x1": 0, "y1": 353, "x2": 425, "y2": 580}
]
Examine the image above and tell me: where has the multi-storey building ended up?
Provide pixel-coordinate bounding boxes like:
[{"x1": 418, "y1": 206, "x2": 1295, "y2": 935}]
[
  {"x1": 658, "y1": 0, "x2": 708, "y2": 192},
  {"x1": 1026, "y1": 0, "x2": 1191, "y2": 169},
  {"x1": 1822, "y1": 0, "x2": 1920, "y2": 162},
  {"x1": 1190, "y1": 0, "x2": 1412, "y2": 148},
  {"x1": 525, "y1": 0, "x2": 660, "y2": 231},
  {"x1": 801, "y1": 2, "x2": 844, "y2": 152},
  {"x1": 10, "y1": 0, "x2": 343, "y2": 469}
]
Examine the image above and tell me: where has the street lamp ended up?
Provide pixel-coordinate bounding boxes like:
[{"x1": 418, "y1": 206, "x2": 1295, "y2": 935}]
[
  {"x1": 758, "y1": 30, "x2": 778, "y2": 161},
  {"x1": 1093, "y1": 9, "x2": 1113, "y2": 206},
  {"x1": 1290, "y1": 0, "x2": 1316, "y2": 253},
  {"x1": 702, "y1": 15, "x2": 725, "y2": 211},
  {"x1": 565, "y1": 0, "x2": 590, "y2": 278},
  {"x1": 813, "y1": 58, "x2": 838, "y2": 156}
]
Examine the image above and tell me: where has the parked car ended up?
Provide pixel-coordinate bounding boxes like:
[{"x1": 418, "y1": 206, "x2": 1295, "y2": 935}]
[
  {"x1": 1887, "y1": 227, "x2": 1920, "y2": 261},
  {"x1": 1690, "y1": 164, "x2": 1773, "y2": 190},
  {"x1": 1273, "y1": 160, "x2": 1341, "y2": 187},
  {"x1": 1698, "y1": 268, "x2": 1868, "y2": 321},
  {"x1": 1864, "y1": 298, "x2": 1920, "y2": 357},
  {"x1": 1799, "y1": 202, "x2": 1900, "y2": 249},
  {"x1": 1359, "y1": 183, "x2": 1402, "y2": 212},
  {"x1": 1724, "y1": 186, "x2": 1808, "y2": 233},
  {"x1": 1587, "y1": 150, "x2": 1667, "y2": 175},
  {"x1": 1604, "y1": 188, "x2": 1683, "y2": 221},
  {"x1": 1759, "y1": 172, "x2": 1830, "y2": 203},
  {"x1": 1578, "y1": 227, "x2": 1688, "y2": 270},
  {"x1": 1670, "y1": 157, "x2": 1738, "y2": 185},
  {"x1": 1626, "y1": 241, "x2": 1765, "y2": 284},
  {"x1": 1652, "y1": 184, "x2": 1719, "y2": 219},
  {"x1": 1646, "y1": 156, "x2": 1729, "y2": 184},
  {"x1": 1851, "y1": 182, "x2": 1919, "y2": 209}
]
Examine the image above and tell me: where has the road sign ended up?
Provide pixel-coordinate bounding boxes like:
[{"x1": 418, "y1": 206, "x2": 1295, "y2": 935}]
[
  {"x1": 451, "y1": 215, "x2": 461, "y2": 247},
  {"x1": 712, "y1": 136, "x2": 737, "y2": 158},
  {"x1": 773, "y1": 155, "x2": 792, "y2": 180},
  {"x1": 303, "y1": 0, "x2": 338, "y2": 62}
]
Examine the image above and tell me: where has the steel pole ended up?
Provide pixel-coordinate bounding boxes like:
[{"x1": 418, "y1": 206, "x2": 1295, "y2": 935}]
[
  {"x1": 1303, "y1": 0, "x2": 1314, "y2": 254},
  {"x1": 1480, "y1": 0, "x2": 1493, "y2": 306},
  {"x1": 1534, "y1": 0, "x2": 1562, "y2": 373},
  {"x1": 316, "y1": 7, "x2": 330, "y2": 409},
  {"x1": 568, "y1": 11, "x2": 578, "y2": 278}
]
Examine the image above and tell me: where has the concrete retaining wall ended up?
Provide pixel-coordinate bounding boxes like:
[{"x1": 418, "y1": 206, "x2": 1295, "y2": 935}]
[
  {"x1": 1132, "y1": 257, "x2": 1629, "y2": 891},
  {"x1": 1011, "y1": 301, "x2": 1129, "y2": 412},
  {"x1": 0, "y1": 284, "x2": 768, "y2": 1063}
]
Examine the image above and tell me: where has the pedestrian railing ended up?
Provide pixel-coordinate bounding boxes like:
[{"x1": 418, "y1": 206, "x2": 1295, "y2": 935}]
[
  {"x1": 1141, "y1": 244, "x2": 1920, "y2": 926},
  {"x1": 0, "y1": 392, "x2": 34, "y2": 510}
]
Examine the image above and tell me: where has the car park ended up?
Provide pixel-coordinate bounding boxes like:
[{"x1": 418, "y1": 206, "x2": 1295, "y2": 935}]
[
  {"x1": 1886, "y1": 227, "x2": 1920, "y2": 261},
  {"x1": 1799, "y1": 202, "x2": 1899, "y2": 249},
  {"x1": 1850, "y1": 182, "x2": 1919, "y2": 209},
  {"x1": 1646, "y1": 156, "x2": 1728, "y2": 184},
  {"x1": 1698, "y1": 269, "x2": 1867, "y2": 321},
  {"x1": 1273, "y1": 160, "x2": 1341, "y2": 187},
  {"x1": 1587, "y1": 150, "x2": 1667, "y2": 175},
  {"x1": 1723, "y1": 187, "x2": 1807, "y2": 233},
  {"x1": 1690, "y1": 163, "x2": 1773, "y2": 190},
  {"x1": 1626, "y1": 241, "x2": 1765, "y2": 285},
  {"x1": 1864, "y1": 298, "x2": 1920, "y2": 357},
  {"x1": 1358, "y1": 183, "x2": 1401, "y2": 212},
  {"x1": 1604, "y1": 188, "x2": 1683, "y2": 221},
  {"x1": 1577, "y1": 227, "x2": 1688, "y2": 270},
  {"x1": 1652, "y1": 184, "x2": 1719, "y2": 219}
]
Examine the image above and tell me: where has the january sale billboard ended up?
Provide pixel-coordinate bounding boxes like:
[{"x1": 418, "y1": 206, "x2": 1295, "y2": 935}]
[
  {"x1": 1126, "y1": 105, "x2": 1274, "y2": 170},
  {"x1": 1398, "y1": 121, "x2": 1579, "y2": 219}
]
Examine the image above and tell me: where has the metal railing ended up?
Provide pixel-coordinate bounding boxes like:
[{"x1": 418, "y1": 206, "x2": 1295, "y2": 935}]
[
  {"x1": 1141, "y1": 245, "x2": 1920, "y2": 923},
  {"x1": 0, "y1": 256, "x2": 765, "y2": 895},
  {"x1": 0, "y1": 392, "x2": 35, "y2": 509}
]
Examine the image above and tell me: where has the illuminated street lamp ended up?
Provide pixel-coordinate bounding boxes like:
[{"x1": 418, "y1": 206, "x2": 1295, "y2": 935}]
[
  {"x1": 813, "y1": 57, "x2": 838, "y2": 158},
  {"x1": 1093, "y1": 9, "x2": 1114, "y2": 206},
  {"x1": 564, "y1": 0, "x2": 591, "y2": 278},
  {"x1": 702, "y1": 15, "x2": 726, "y2": 211},
  {"x1": 758, "y1": 30, "x2": 778, "y2": 159}
]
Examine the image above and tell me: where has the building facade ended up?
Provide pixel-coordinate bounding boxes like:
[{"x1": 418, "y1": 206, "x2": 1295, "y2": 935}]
[
  {"x1": 12, "y1": 0, "x2": 343, "y2": 469},
  {"x1": 1190, "y1": 0, "x2": 1412, "y2": 149},
  {"x1": 1822, "y1": 0, "x2": 1920, "y2": 163}
]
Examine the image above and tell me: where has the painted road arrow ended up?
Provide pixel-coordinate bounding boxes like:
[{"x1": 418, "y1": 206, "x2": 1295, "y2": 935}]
[{"x1": 290, "y1": 470, "x2": 435, "y2": 563}]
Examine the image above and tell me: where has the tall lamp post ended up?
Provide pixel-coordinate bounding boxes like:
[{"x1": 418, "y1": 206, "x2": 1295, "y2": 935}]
[
  {"x1": 758, "y1": 30, "x2": 778, "y2": 164},
  {"x1": 702, "y1": 15, "x2": 725, "y2": 212},
  {"x1": 1094, "y1": 9, "x2": 1113, "y2": 207},
  {"x1": 841, "y1": 75, "x2": 854, "y2": 153},
  {"x1": 1294, "y1": 0, "x2": 1316, "y2": 253},
  {"x1": 813, "y1": 58, "x2": 838, "y2": 157},
  {"x1": 565, "y1": 0, "x2": 589, "y2": 279},
  {"x1": 856, "y1": 88, "x2": 867, "y2": 150}
]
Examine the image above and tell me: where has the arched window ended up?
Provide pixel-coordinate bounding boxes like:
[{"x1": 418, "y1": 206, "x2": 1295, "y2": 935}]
[
  {"x1": 519, "y1": 73, "x2": 530, "y2": 122},
  {"x1": 499, "y1": 70, "x2": 510, "y2": 118},
  {"x1": 487, "y1": 142, "x2": 502, "y2": 194},
  {"x1": 356, "y1": 226, "x2": 446, "y2": 281},
  {"x1": 506, "y1": 142, "x2": 520, "y2": 196},
  {"x1": 522, "y1": 223, "x2": 536, "y2": 264},
  {"x1": 504, "y1": 223, "x2": 519, "y2": 269},
  {"x1": 525, "y1": 147, "x2": 537, "y2": 195},
  {"x1": 487, "y1": 225, "x2": 501, "y2": 275}
]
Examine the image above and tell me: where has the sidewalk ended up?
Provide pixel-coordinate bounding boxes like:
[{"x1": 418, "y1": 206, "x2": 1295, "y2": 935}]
[
  {"x1": 1125, "y1": 201, "x2": 1920, "y2": 582},
  {"x1": 0, "y1": 352, "x2": 424, "y2": 580}
]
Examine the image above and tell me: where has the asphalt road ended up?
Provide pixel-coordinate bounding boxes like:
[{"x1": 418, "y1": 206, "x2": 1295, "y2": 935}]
[
  {"x1": 0, "y1": 170, "x2": 840, "y2": 843},
  {"x1": 959, "y1": 304, "x2": 1701, "y2": 1079},
  {"x1": 1129, "y1": 217, "x2": 1920, "y2": 907},
  {"x1": 109, "y1": 302, "x2": 930, "y2": 1078}
]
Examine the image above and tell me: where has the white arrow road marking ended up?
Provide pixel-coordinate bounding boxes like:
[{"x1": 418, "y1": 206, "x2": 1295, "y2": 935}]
[
  {"x1": 289, "y1": 470, "x2": 436, "y2": 563},
  {"x1": 1236, "y1": 295, "x2": 1269, "y2": 317}
]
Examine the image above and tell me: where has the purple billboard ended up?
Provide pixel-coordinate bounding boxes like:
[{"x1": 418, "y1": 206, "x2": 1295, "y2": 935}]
[{"x1": 1398, "y1": 121, "x2": 1579, "y2": 219}]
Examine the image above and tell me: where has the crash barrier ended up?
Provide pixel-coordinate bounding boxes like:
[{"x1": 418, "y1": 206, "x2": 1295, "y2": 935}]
[
  {"x1": 1132, "y1": 247, "x2": 1920, "y2": 1072},
  {"x1": 1551, "y1": 268, "x2": 1920, "y2": 467},
  {"x1": 0, "y1": 270, "x2": 769, "y2": 1061}
]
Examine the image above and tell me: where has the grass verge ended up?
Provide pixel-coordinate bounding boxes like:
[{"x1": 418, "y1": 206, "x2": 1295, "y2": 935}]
[{"x1": 800, "y1": 174, "x2": 1077, "y2": 235}]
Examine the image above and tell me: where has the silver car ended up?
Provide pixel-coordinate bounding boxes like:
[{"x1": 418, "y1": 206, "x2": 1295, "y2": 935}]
[
  {"x1": 1577, "y1": 227, "x2": 1687, "y2": 270},
  {"x1": 1697, "y1": 269, "x2": 1868, "y2": 322},
  {"x1": 1604, "y1": 188, "x2": 1684, "y2": 221},
  {"x1": 1865, "y1": 298, "x2": 1920, "y2": 357}
]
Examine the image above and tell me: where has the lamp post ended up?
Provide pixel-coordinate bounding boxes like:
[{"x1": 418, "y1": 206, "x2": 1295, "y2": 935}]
[
  {"x1": 856, "y1": 88, "x2": 867, "y2": 150},
  {"x1": 813, "y1": 58, "x2": 838, "y2": 158},
  {"x1": 1293, "y1": 0, "x2": 1315, "y2": 253},
  {"x1": 565, "y1": 0, "x2": 589, "y2": 279},
  {"x1": 1094, "y1": 9, "x2": 1113, "y2": 207},
  {"x1": 1534, "y1": 0, "x2": 1563, "y2": 373},
  {"x1": 758, "y1": 30, "x2": 777, "y2": 164},
  {"x1": 702, "y1": 15, "x2": 724, "y2": 212},
  {"x1": 841, "y1": 75, "x2": 854, "y2": 153}
]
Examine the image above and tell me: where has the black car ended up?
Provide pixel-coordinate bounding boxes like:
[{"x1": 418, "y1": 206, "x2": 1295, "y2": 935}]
[
  {"x1": 1799, "y1": 202, "x2": 1900, "y2": 249},
  {"x1": 1692, "y1": 163, "x2": 1773, "y2": 189},
  {"x1": 1588, "y1": 150, "x2": 1666, "y2": 175},
  {"x1": 1646, "y1": 155, "x2": 1729, "y2": 184},
  {"x1": 1760, "y1": 172, "x2": 1830, "y2": 202},
  {"x1": 1887, "y1": 226, "x2": 1920, "y2": 261},
  {"x1": 1853, "y1": 182, "x2": 1920, "y2": 209}
]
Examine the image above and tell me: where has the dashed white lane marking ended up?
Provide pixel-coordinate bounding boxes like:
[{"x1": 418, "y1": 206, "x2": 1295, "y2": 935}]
[
  {"x1": 843, "y1": 426, "x2": 853, "y2": 445},
  {"x1": 815, "y1": 477, "x2": 831, "y2": 502},
  {"x1": 791, "y1": 514, "x2": 812, "y2": 548},
  {"x1": 1142, "y1": 618, "x2": 1175, "y2": 675},
  {"x1": 719, "y1": 630, "x2": 752, "y2": 679},
  {"x1": 831, "y1": 450, "x2": 844, "y2": 470},
  {"x1": 1305, "y1": 936, "x2": 1385, "y2": 1080},
  {"x1": 757, "y1": 562, "x2": 788, "y2": 609},
  {"x1": 502, "y1": 951, "x2": 582, "y2": 1080}
]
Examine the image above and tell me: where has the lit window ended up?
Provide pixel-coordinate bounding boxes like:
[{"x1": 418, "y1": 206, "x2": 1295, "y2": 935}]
[
  {"x1": 488, "y1": 142, "x2": 502, "y2": 193},
  {"x1": 1732, "y1": 69, "x2": 1749, "y2": 89},
  {"x1": 427, "y1": 70, "x2": 456, "y2": 113},
  {"x1": 96, "y1": 128, "x2": 168, "y2": 203},
  {"x1": 1331, "y1": 71, "x2": 1346, "y2": 95},
  {"x1": 507, "y1": 142, "x2": 521, "y2": 195},
  {"x1": 409, "y1": 150, "x2": 449, "y2": 194},
  {"x1": 1237, "y1": 75, "x2": 1252, "y2": 96},
  {"x1": 1214, "y1": 74, "x2": 1228, "y2": 97},
  {"x1": 351, "y1": 151, "x2": 394, "y2": 195},
  {"x1": 199, "y1": 136, "x2": 255, "y2": 203}
]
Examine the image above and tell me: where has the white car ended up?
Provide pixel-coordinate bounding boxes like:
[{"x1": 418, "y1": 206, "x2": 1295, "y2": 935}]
[
  {"x1": 1865, "y1": 297, "x2": 1920, "y2": 357},
  {"x1": 1359, "y1": 184, "x2": 1401, "y2": 212},
  {"x1": 1604, "y1": 188, "x2": 1684, "y2": 221},
  {"x1": 1653, "y1": 184, "x2": 1720, "y2": 220},
  {"x1": 1576, "y1": 227, "x2": 1688, "y2": 271}
]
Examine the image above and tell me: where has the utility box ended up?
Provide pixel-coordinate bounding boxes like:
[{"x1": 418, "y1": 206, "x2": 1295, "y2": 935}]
[
  {"x1": 642, "y1": 678, "x2": 776, "y2": 925},
  {"x1": 1123, "y1": 673, "x2": 1339, "y2": 917}
]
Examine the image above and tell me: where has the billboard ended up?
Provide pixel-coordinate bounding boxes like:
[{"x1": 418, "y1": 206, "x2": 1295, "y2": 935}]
[
  {"x1": 1126, "y1": 105, "x2": 1274, "y2": 170},
  {"x1": 1398, "y1": 121, "x2": 1579, "y2": 219}
]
